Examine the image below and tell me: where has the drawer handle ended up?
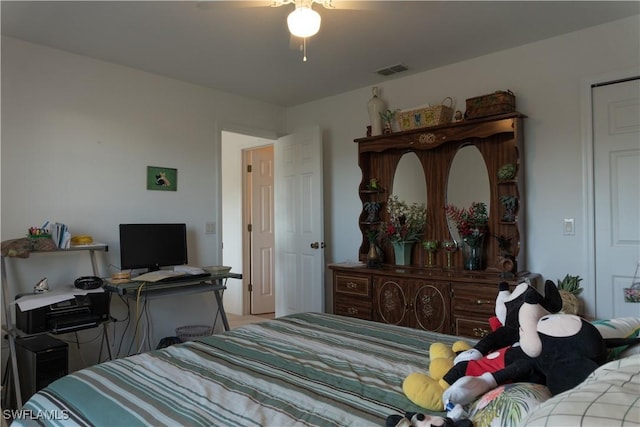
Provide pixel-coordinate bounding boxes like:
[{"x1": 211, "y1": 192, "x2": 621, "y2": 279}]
[
  {"x1": 347, "y1": 307, "x2": 359, "y2": 315},
  {"x1": 346, "y1": 282, "x2": 358, "y2": 289},
  {"x1": 476, "y1": 299, "x2": 491, "y2": 305},
  {"x1": 473, "y1": 327, "x2": 489, "y2": 337}
]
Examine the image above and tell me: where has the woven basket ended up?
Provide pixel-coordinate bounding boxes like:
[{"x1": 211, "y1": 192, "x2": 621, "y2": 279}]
[
  {"x1": 176, "y1": 325, "x2": 212, "y2": 342},
  {"x1": 397, "y1": 97, "x2": 454, "y2": 131}
]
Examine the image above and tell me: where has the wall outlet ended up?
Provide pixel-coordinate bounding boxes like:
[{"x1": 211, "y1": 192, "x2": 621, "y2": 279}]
[{"x1": 205, "y1": 222, "x2": 216, "y2": 234}]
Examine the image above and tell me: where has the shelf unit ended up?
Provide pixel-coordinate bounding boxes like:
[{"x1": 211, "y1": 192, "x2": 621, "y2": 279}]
[{"x1": 1, "y1": 243, "x2": 108, "y2": 408}]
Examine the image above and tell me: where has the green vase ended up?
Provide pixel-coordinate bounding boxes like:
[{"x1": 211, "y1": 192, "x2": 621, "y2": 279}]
[{"x1": 392, "y1": 241, "x2": 414, "y2": 266}]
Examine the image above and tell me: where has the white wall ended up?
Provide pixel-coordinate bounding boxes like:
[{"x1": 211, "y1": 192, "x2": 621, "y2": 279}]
[
  {"x1": 285, "y1": 15, "x2": 640, "y2": 318},
  {"x1": 1, "y1": 36, "x2": 284, "y2": 371}
]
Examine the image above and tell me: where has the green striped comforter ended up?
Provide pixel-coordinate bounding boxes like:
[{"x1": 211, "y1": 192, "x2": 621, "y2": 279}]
[{"x1": 17, "y1": 313, "x2": 465, "y2": 426}]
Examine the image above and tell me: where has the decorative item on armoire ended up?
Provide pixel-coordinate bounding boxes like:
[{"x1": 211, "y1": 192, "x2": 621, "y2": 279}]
[
  {"x1": 380, "y1": 109, "x2": 399, "y2": 134},
  {"x1": 498, "y1": 162, "x2": 517, "y2": 180},
  {"x1": 445, "y1": 202, "x2": 489, "y2": 271},
  {"x1": 396, "y1": 97, "x2": 454, "y2": 131},
  {"x1": 367, "y1": 86, "x2": 387, "y2": 136},
  {"x1": 366, "y1": 229, "x2": 383, "y2": 268},
  {"x1": 465, "y1": 90, "x2": 516, "y2": 119},
  {"x1": 441, "y1": 240, "x2": 457, "y2": 269},
  {"x1": 384, "y1": 195, "x2": 427, "y2": 266},
  {"x1": 500, "y1": 195, "x2": 518, "y2": 222},
  {"x1": 494, "y1": 234, "x2": 516, "y2": 278},
  {"x1": 423, "y1": 239, "x2": 439, "y2": 267},
  {"x1": 363, "y1": 201, "x2": 382, "y2": 223}
]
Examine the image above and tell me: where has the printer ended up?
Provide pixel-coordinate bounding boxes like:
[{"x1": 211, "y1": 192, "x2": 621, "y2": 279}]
[{"x1": 16, "y1": 291, "x2": 110, "y2": 334}]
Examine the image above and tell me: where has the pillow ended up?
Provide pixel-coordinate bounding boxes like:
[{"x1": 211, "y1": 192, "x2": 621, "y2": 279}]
[
  {"x1": 468, "y1": 382, "x2": 551, "y2": 427},
  {"x1": 592, "y1": 317, "x2": 640, "y2": 359},
  {"x1": 522, "y1": 354, "x2": 640, "y2": 427}
]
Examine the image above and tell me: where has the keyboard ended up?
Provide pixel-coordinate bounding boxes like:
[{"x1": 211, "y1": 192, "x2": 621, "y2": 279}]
[{"x1": 155, "y1": 272, "x2": 211, "y2": 283}]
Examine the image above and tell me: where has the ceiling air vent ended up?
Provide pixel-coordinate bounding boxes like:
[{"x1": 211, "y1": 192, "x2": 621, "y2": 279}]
[{"x1": 375, "y1": 63, "x2": 408, "y2": 76}]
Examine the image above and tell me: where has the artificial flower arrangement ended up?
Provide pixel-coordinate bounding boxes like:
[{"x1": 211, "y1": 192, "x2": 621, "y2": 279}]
[
  {"x1": 383, "y1": 195, "x2": 428, "y2": 243},
  {"x1": 444, "y1": 201, "x2": 489, "y2": 243}
]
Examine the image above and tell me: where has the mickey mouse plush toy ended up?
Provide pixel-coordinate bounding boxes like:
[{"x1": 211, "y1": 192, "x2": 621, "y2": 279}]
[
  {"x1": 385, "y1": 411, "x2": 473, "y2": 427},
  {"x1": 402, "y1": 279, "x2": 562, "y2": 412},
  {"x1": 442, "y1": 291, "x2": 609, "y2": 412}
]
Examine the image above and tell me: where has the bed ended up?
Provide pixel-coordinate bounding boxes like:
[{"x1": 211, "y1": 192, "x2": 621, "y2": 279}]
[
  {"x1": 13, "y1": 313, "x2": 640, "y2": 427},
  {"x1": 14, "y1": 313, "x2": 459, "y2": 426}
]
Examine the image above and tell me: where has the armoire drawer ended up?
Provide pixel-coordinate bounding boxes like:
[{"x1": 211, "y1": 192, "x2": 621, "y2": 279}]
[
  {"x1": 334, "y1": 274, "x2": 371, "y2": 297},
  {"x1": 334, "y1": 296, "x2": 372, "y2": 320}
]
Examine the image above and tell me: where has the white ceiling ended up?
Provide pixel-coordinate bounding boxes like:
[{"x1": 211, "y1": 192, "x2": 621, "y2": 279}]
[{"x1": 2, "y1": 1, "x2": 638, "y2": 107}]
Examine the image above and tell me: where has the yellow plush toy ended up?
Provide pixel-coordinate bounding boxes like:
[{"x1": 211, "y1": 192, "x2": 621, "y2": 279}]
[{"x1": 403, "y1": 340, "x2": 472, "y2": 411}]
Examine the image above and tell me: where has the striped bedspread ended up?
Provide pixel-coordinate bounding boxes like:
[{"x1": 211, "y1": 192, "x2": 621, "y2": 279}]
[{"x1": 15, "y1": 313, "x2": 466, "y2": 427}]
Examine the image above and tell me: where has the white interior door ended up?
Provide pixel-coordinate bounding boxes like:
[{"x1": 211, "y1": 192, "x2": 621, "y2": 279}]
[
  {"x1": 274, "y1": 126, "x2": 324, "y2": 317},
  {"x1": 248, "y1": 146, "x2": 275, "y2": 314},
  {"x1": 593, "y1": 78, "x2": 640, "y2": 319}
]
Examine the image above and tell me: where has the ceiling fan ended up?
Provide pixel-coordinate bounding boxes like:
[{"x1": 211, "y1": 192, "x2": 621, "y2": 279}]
[
  {"x1": 271, "y1": 0, "x2": 335, "y2": 61},
  {"x1": 197, "y1": 1, "x2": 372, "y2": 61}
]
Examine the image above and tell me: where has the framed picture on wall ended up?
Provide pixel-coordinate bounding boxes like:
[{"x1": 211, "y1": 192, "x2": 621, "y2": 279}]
[{"x1": 147, "y1": 166, "x2": 177, "y2": 191}]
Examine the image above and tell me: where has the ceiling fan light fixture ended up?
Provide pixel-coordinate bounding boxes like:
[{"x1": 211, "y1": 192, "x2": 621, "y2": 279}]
[{"x1": 287, "y1": 6, "x2": 321, "y2": 38}]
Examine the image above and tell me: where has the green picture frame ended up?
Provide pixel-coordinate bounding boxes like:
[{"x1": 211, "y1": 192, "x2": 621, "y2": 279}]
[{"x1": 147, "y1": 166, "x2": 177, "y2": 191}]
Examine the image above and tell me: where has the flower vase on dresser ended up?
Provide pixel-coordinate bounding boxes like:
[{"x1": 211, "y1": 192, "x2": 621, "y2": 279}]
[
  {"x1": 367, "y1": 86, "x2": 387, "y2": 136},
  {"x1": 444, "y1": 202, "x2": 489, "y2": 271},
  {"x1": 392, "y1": 241, "x2": 414, "y2": 266},
  {"x1": 462, "y1": 234, "x2": 485, "y2": 271},
  {"x1": 383, "y1": 195, "x2": 427, "y2": 267}
]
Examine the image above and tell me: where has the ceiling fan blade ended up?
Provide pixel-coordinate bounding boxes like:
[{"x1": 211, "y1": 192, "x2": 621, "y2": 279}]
[
  {"x1": 330, "y1": 1, "x2": 382, "y2": 11},
  {"x1": 195, "y1": 1, "x2": 267, "y2": 11}
]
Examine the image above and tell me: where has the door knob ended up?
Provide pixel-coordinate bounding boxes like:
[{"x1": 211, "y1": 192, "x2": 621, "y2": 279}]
[{"x1": 310, "y1": 242, "x2": 319, "y2": 249}]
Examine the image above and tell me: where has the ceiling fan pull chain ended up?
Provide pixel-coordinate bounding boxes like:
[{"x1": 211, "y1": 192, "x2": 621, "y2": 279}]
[{"x1": 303, "y1": 37, "x2": 308, "y2": 62}]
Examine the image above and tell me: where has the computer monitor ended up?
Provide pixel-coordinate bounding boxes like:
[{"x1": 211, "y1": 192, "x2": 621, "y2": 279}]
[{"x1": 119, "y1": 223, "x2": 188, "y2": 272}]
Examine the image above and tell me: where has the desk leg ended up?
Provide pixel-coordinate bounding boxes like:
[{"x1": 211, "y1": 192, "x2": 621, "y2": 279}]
[
  {"x1": 213, "y1": 289, "x2": 230, "y2": 332},
  {"x1": 103, "y1": 323, "x2": 113, "y2": 361}
]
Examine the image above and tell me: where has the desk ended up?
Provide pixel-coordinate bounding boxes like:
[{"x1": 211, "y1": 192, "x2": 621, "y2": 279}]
[{"x1": 103, "y1": 272, "x2": 241, "y2": 332}]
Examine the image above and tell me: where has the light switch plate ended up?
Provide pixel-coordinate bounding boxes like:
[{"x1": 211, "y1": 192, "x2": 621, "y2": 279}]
[
  {"x1": 563, "y1": 218, "x2": 575, "y2": 235},
  {"x1": 205, "y1": 222, "x2": 216, "y2": 234}
]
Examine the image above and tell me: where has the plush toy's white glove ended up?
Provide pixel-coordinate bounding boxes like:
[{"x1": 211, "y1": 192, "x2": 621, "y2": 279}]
[
  {"x1": 442, "y1": 372, "x2": 498, "y2": 406},
  {"x1": 453, "y1": 348, "x2": 482, "y2": 365}
]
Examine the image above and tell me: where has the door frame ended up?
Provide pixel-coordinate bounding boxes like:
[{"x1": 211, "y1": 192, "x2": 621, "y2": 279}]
[{"x1": 579, "y1": 67, "x2": 639, "y2": 319}]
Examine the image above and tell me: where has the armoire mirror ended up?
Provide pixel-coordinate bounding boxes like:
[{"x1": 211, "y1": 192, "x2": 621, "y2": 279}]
[
  {"x1": 392, "y1": 152, "x2": 427, "y2": 208},
  {"x1": 446, "y1": 145, "x2": 491, "y2": 244}
]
